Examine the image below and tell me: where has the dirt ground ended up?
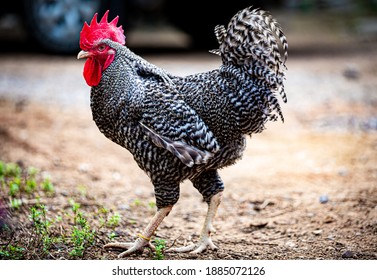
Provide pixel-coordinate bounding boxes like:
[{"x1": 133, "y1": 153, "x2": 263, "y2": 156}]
[{"x1": 0, "y1": 47, "x2": 376, "y2": 260}]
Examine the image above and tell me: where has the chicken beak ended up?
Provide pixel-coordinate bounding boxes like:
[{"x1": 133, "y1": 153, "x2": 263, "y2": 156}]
[{"x1": 77, "y1": 50, "x2": 91, "y2": 59}]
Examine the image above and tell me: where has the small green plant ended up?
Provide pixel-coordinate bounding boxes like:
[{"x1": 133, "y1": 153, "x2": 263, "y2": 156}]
[
  {"x1": 1, "y1": 161, "x2": 54, "y2": 211},
  {"x1": 0, "y1": 160, "x2": 5, "y2": 177},
  {"x1": 24, "y1": 167, "x2": 38, "y2": 194},
  {"x1": 69, "y1": 199, "x2": 81, "y2": 213},
  {"x1": 108, "y1": 232, "x2": 117, "y2": 241},
  {"x1": 69, "y1": 211, "x2": 96, "y2": 258},
  {"x1": 0, "y1": 244, "x2": 25, "y2": 260},
  {"x1": 27, "y1": 166, "x2": 39, "y2": 177},
  {"x1": 95, "y1": 207, "x2": 108, "y2": 228},
  {"x1": 0, "y1": 160, "x2": 124, "y2": 259},
  {"x1": 97, "y1": 207, "x2": 109, "y2": 215},
  {"x1": 10, "y1": 198, "x2": 22, "y2": 210},
  {"x1": 132, "y1": 198, "x2": 142, "y2": 207},
  {"x1": 29, "y1": 204, "x2": 53, "y2": 253},
  {"x1": 41, "y1": 177, "x2": 54, "y2": 194},
  {"x1": 107, "y1": 212, "x2": 121, "y2": 229},
  {"x1": 153, "y1": 238, "x2": 166, "y2": 260},
  {"x1": 4, "y1": 162, "x2": 21, "y2": 178},
  {"x1": 68, "y1": 200, "x2": 96, "y2": 258},
  {"x1": 148, "y1": 201, "x2": 156, "y2": 209},
  {"x1": 30, "y1": 205, "x2": 50, "y2": 234},
  {"x1": 25, "y1": 178, "x2": 37, "y2": 194},
  {"x1": 55, "y1": 215, "x2": 63, "y2": 223},
  {"x1": 8, "y1": 179, "x2": 21, "y2": 197}
]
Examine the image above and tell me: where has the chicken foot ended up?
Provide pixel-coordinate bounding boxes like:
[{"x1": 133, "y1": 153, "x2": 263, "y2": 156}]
[
  {"x1": 104, "y1": 205, "x2": 172, "y2": 258},
  {"x1": 167, "y1": 191, "x2": 222, "y2": 254}
]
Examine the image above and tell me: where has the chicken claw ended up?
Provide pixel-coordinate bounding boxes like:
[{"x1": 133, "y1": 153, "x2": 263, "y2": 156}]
[
  {"x1": 104, "y1": 206, "x2": 172, "y2": 258},
  {"x1": 167, "y1": 236, "x2": 218, "y2": 254},
  {"x1": 104, "y1": 239, "x2": 151, "y2": 258},
  {"x1": 167, "y1": 192, "x2": 222, "y2": 254}
]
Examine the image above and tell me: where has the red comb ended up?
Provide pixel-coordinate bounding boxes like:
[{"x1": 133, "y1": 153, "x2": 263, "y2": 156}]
[{"x1": 80, "y1": 10, "x2": 126, "y2": 50}]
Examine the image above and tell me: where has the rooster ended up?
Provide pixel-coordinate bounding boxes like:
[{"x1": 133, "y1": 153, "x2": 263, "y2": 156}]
[{"x1": 77, "y1": 7, "x2": 288, "y2": 257}]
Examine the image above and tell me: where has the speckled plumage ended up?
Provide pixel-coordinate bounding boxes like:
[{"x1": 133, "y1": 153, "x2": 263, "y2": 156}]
[{"x1": 90, "y1": 7, "x2": 288, "y2": 209}]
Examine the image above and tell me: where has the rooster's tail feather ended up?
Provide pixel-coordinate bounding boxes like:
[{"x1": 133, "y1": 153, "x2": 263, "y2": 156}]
[{"x1": 212, "y1": 6, "x2": 288, "y2": 103}]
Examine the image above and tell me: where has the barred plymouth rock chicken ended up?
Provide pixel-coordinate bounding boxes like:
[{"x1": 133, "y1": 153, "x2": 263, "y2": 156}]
[{"x1": 77, "y1": 7, "x2": 288, "y2": 257}]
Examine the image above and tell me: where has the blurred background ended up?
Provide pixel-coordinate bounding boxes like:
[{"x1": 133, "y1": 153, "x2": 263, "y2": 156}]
[{"x1": 1, "y1": 0, "x2": 377, "y2": 53}]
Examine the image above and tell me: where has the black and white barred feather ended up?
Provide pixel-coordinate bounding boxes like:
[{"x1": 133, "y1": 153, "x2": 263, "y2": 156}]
[
  {"x1": 211, "y1": 7, "x2": 288, "y2": 103},
  {"x1": 208, "y1": 6, "x2": 288, "y2": 135}
]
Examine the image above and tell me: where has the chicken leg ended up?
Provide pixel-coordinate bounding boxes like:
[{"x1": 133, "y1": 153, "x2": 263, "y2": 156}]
[
  {"x1": 104, "y1": 205, "x2": 172, "y2": 258},
  {"x1": 167, "y1": 191, "x2": 223, "y2": 254}
]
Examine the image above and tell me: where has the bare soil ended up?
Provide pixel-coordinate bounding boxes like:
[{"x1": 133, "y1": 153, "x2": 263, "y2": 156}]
[{"x1": 0, "y1": 50, "x2": 376, "y2": 260}]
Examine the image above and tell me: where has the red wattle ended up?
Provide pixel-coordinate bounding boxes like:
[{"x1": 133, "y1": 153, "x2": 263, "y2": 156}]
[{"x1": 83, "y1": 58, "x2": 102, "y2": 87}]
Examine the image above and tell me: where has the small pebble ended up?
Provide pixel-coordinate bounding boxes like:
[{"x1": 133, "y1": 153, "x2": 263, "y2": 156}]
[
  {"x1": 327, "y1": 235, "x2": 335, "y2": 240},
  {"x1": 112, "y1": 172, "x2": 121, "y2": 180},
  {"x1": 324, "y1": 215, "x2": 335, "y2": 223},
  {"x1": 342, "y1": 250, "x2": 354, "y2": 258},
  {"x1": 343, "y1": 66, "x2": 360, "y2": 80},
  {"x1": 312, "y1": 229, "x2": 323, "y2": 235},
  {"x1": 78, "y1": 163, "x2": 90, "y2": 172},
  {"x1": 319, "y1": 195, "x2": 329, "y2": 204},
  {"x1": 285, "y1": 241, "x2": 296, "y2": 248}
]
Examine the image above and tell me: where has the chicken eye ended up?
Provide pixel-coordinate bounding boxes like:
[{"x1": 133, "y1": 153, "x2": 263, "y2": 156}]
[{"x1": 97, "y1": 45, "x2": 106, "y2": 52}]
